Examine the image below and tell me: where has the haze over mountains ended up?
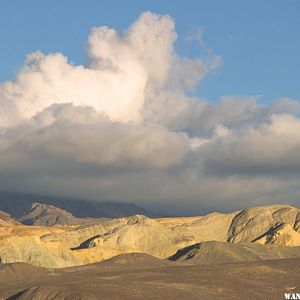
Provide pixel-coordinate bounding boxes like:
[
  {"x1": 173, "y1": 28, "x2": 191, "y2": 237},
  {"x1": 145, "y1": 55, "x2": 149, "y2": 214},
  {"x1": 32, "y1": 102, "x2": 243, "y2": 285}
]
[{"x1": 0, "y1": 191, "x2": 152, "y2": 219}]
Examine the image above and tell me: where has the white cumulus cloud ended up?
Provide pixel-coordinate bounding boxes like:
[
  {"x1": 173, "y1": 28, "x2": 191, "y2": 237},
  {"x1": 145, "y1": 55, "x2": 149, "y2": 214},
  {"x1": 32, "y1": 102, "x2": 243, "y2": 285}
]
[{"x1": 0, "y1": 11, "x2": 300, "y2": 214}]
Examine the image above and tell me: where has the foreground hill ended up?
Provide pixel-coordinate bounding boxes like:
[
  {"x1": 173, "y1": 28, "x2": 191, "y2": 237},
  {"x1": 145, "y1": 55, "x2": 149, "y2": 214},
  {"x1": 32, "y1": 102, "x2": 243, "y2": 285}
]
[
  {"x1": 0, "y1": 254, "x2": 299, "y2": 299},
  {"x1": 0, "y1": 204, "x2": 299, "y2": 268}
]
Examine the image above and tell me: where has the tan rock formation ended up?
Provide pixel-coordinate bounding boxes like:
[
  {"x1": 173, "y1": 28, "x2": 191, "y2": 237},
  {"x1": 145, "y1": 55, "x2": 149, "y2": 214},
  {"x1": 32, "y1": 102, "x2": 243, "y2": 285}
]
[{"x1": 227, "y1": 205, "x2": 300, "y2": 243}]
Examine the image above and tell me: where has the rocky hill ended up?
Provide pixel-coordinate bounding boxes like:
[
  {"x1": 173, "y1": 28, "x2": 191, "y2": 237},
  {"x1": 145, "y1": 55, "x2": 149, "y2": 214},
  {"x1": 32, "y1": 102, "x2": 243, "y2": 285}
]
[{"x1": 227, "y1": 204, "x2": 300, "y2": 246}]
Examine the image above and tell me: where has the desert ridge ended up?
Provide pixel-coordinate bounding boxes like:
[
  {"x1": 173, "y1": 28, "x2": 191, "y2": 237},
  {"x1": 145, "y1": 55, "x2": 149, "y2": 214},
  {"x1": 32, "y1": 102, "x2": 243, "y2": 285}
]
[{"x1": 0, "y1": 203, "x2": 299, "y2": 268}]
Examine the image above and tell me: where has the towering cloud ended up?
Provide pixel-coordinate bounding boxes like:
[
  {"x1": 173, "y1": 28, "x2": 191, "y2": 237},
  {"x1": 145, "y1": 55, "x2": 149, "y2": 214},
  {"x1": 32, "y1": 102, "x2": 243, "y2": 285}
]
[{"x1": 0, "y1": 12, "x2": 299, "y2": 214}]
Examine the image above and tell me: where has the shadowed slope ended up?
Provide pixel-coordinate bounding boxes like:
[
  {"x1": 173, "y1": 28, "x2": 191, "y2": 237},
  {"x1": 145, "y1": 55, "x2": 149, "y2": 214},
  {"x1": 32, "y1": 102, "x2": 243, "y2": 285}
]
[
  {"x1": 169, "y1": 241, "x2": 300, "y2": 264},
  {"x1": 0, "y1": 210, "x2": 20, "y2": 226}
]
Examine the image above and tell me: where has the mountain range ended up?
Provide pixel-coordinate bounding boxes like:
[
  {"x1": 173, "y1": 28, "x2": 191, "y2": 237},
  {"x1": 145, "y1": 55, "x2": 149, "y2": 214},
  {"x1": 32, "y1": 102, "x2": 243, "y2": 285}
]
[{"x1": 0, "y1": 191, "x2": 152, "y2": 218}]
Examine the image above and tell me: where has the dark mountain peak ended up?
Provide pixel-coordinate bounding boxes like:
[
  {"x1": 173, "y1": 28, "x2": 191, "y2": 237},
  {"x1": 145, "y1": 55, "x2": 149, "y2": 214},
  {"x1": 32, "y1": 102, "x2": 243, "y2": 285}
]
[{"x1": 17, "y1": 202, "x2": 85, "y2": 226}]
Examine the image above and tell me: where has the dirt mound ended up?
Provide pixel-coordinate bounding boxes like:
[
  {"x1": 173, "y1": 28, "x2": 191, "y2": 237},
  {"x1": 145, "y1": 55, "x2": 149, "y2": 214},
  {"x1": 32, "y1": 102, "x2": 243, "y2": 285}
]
[
  {"x1": 99, "y1": 252, "x2": 179, "y2": 268},
  {"x1": 0, "y1": 263, "x2": 49, "y2": 284}
]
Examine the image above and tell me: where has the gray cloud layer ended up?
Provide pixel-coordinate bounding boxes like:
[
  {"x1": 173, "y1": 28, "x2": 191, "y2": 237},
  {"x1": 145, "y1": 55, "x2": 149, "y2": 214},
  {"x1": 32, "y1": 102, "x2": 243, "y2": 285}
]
[{"x1": 0, "y1": 12, "x2": 299, "y2": 214}]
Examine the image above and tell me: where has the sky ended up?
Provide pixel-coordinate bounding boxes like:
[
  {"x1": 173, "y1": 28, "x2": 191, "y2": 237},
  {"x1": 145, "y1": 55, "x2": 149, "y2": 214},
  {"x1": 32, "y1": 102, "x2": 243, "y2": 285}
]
[{"x1": 0, "y1": 1, "x2": 299, "y2": 215}]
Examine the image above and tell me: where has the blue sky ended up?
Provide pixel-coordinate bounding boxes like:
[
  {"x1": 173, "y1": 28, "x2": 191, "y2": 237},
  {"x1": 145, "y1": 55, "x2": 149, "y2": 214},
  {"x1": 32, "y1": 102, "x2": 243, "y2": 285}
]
[{"x1": 0, "y1": 0, "x2": 299, "y2": 102}]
